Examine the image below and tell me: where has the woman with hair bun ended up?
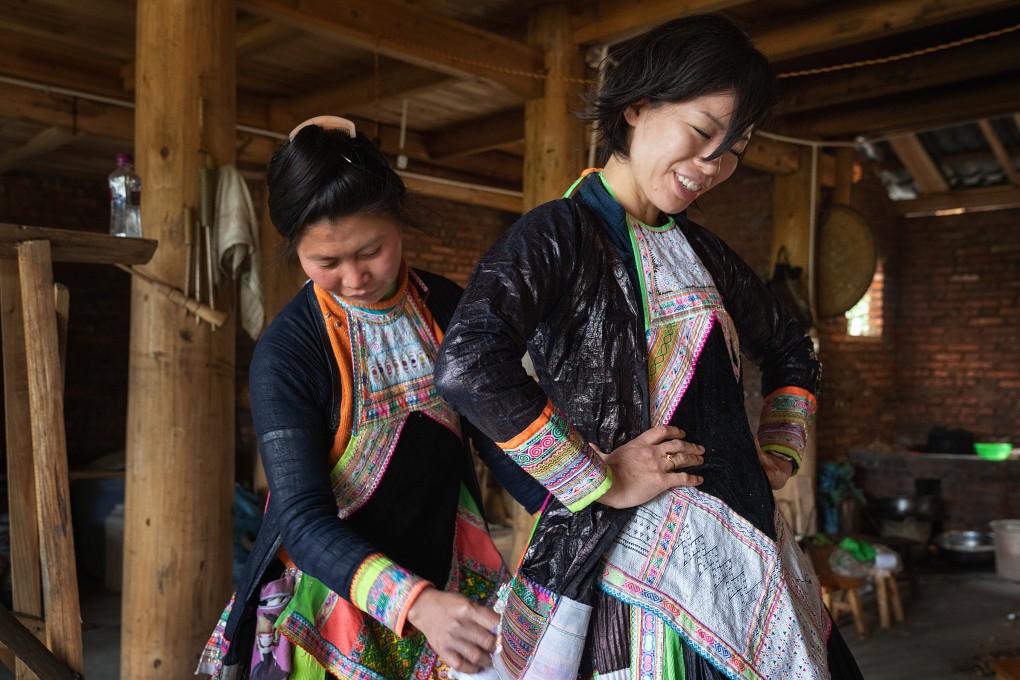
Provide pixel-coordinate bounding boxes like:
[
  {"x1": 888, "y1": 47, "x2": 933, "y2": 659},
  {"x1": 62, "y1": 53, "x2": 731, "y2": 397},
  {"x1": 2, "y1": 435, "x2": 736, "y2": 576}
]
[{"x1": 198, "y1": 117, "x2": 547, "y2": 679}]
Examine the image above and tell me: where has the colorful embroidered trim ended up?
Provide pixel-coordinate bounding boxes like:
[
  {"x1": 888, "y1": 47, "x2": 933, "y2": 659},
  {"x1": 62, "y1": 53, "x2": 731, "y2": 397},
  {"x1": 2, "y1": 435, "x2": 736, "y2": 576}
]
[
  {"x1": 496, "y1": 574, "x2": 559, "y2": 678},
  {"x1": 350, "y1": 554, "x2": 431, "y2": 637},
  {"x1": 498, "y1": 401, "x2": 611, "y2": 512},
  {"x1": 757, "y1": 387, "x2": 817, "y2": 475}
]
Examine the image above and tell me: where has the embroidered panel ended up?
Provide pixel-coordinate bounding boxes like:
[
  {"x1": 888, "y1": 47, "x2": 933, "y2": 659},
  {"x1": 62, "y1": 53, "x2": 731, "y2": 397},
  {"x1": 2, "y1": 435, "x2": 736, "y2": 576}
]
[
  {"x1": 328, "y1": 289, "x2": 462, "y2": 515},
  {"x1": 628, "y1": 220, "x2": 741, "y2": 424},
  {"x1": 600, "y1": 489, "x2": 829, "y2": 680}
]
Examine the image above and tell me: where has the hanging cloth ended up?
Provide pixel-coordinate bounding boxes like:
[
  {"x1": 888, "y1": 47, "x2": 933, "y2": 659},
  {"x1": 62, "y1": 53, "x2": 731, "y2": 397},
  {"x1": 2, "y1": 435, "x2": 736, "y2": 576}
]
[{"x1": 215, "y1": 164, "x2": 265, "y2": 339}]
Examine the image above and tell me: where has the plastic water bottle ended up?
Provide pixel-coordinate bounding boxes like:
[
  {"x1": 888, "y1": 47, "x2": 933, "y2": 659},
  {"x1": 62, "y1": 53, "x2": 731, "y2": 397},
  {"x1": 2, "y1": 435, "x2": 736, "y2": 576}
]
[{"x1": 108, "y1": 153, "x2": 142, "y2": 237}]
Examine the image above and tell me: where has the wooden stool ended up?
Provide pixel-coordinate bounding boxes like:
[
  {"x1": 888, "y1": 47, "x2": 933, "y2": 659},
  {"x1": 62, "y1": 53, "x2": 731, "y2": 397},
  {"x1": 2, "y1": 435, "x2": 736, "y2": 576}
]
[
  {"x1": 872, "y1": 568, "x2": 905, "y2": 629},
  {"x1": 808, "y1": 544, "x2": 870, "y2": 639},
  {"x1": 822, "y1": 574, "x2": 869, "y2": 639}
]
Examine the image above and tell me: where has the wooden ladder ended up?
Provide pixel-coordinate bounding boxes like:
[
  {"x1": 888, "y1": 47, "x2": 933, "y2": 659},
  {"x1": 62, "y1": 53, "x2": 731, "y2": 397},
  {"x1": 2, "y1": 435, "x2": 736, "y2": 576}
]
[{"x1": 0, "y1": 224, "x2": 155, "y2": 680}]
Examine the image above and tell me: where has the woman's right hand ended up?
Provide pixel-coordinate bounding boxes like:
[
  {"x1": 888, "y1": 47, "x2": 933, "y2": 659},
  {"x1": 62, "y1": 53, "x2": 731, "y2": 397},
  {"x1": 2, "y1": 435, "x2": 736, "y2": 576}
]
[
  {"x1": 596, "y1": 424, "x2": 704, "y2": 509},
  {"x1": 406, "y1": 586, "x2": 499, "y2": 673}
]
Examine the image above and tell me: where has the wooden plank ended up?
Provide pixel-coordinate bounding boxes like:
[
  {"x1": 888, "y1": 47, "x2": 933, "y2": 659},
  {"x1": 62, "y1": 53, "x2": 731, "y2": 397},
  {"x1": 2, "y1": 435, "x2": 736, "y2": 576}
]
[
  {"x1": 753, "y1": 0, "x2": 1017, "y2": 61},
  {"x1": 0, "y1": 260, "x2": 43, "y2": 680},
  {"x1": 0, "y1": 224, "x2": 156, "y2": 265},
  {"x1": 778, "y1": 30, "x2": 1020, "y2": 115},
  {"x1": 399, "y1": 171, "x2": 523, "y2": 213},
  {"x1": 0, "y1": 607, "x2": 76, "y2": 680},
  {"x1": 16, "y1": 240, "x2": 83, "y2": 675},
  {"x1": 427, "y1": 109, "x2": 524, "y2": 160},
  {"x1": 887, "y1": 133, "x2": 948, "y2": 194},
  {"x1": 54, "y1": 284, "x2": 70, "y2": 390},
  {"x1": 782, "y1": 78, "x2": 1020, "y2": 139},
  {"x1": 573, "y1": 0, "x2": 752, "y2": 46},
  {"x1": 977, "y1": 118, "x2": 1020, "y2": 187},
  {"x1": 276, "y1": 63, "x2": 453, "y2": 128},
  {"x1": 893, "y1": 185, "x2": 1020, "y2": 217},
  {"x1": 239, "y1": 0, "x2": 544, "y2": 99}
]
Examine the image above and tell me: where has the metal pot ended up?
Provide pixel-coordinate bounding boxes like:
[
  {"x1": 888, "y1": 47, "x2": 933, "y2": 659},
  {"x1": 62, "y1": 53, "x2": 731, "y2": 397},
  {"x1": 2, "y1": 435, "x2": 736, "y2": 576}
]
[
  {"x1": 873, "y1": 494, "x2": 940, "y2": 521},
  {"x1": 933, "y1": 530, "x2": 995, "y2": 566}
]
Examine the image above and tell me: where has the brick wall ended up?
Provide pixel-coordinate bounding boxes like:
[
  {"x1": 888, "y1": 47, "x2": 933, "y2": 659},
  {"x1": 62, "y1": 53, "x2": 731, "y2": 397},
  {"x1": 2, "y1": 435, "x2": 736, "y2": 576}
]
[{"x1": 893, "y1": 206, "x2": 1020, "y2": 446}]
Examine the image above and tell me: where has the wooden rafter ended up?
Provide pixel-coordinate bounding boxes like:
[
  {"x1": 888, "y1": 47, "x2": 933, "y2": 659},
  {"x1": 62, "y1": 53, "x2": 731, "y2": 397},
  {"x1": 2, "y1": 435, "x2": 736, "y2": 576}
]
[
  {"x1": 572, "y1": 0, "x2": 751, "y2": 46},
  {"x1": 275, "y1": 62, "x2": 453, "y2": 129},
  {"x1": 426, "y1": 109, "x2": 525, "y2": 160},
  {"x1": 894, "y1": 185, "x2": 1020, "y2": 217},
  {"x1": 0, "y1": 127, "x2": 76, "y2": 175},
  {"x1": 887, "y1": 133, "x2": 949, "y2": 194},
  {"x1": 778, "y1": 31, "x2": 1020, "y2": 115},
  {"x1": 977, "y1": 119, "x2": 1020, "y2": 187},
  {"x1": 782, "y1": 78, "x2": 1020, "y2": 139},
  {"x1": 238, "y1": 0, "x2": 544, "y2": 99},
  {"x1": 752, "y1": 0, "x2": 1018, "y2": 61}
]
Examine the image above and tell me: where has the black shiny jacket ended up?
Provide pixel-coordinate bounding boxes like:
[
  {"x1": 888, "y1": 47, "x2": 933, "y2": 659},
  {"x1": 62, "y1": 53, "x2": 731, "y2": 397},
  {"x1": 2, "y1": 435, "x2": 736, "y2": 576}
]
[{"x1": 436, "y1": 176, "x2": 821, "y2": 455}]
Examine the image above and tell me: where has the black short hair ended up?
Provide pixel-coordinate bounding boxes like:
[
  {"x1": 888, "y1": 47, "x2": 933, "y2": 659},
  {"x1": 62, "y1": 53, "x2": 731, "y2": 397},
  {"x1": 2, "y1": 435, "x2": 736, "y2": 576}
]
[
  {"x1": 266, "y1": 125, "x2": 413, "y2": 261},
  {"x1": 583, "y1": 14, "x2": 776, "y2": 164}
]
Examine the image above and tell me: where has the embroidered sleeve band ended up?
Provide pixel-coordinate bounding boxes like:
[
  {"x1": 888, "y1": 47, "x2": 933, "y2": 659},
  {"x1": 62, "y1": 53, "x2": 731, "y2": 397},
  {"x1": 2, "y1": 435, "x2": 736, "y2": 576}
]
[
  {"x1": 350, "y1": 553, "x2": 431, "y2": 637},
  {"x1": 757, "y1": 387, "x2": 817, "y2": 475},
  {"x1": 498, "y1": 400, "x2": 611, "y2": 512}
]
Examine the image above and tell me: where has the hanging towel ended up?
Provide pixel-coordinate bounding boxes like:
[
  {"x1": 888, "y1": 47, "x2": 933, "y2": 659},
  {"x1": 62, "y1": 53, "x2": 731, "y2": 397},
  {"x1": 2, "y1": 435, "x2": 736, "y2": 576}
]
[{"x1": 215, "y1": 164, "x2": 265, "y2": 339}]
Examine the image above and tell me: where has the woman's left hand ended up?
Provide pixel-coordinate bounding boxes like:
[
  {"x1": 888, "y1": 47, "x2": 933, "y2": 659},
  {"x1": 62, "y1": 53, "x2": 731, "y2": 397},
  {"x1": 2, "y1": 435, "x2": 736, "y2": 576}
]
[{"x1": 757, "y1": 447, "x2": 793, "y2": 490}]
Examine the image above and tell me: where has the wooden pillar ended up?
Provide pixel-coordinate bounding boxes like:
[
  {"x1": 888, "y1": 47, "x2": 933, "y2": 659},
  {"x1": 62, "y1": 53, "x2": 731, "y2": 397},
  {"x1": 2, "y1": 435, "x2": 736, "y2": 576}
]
[
  {"x1": 522, "y1": 2, "x2": 587, "y2": 210},
  {"x1": 510, "y1": 2, "x2": 587, "y2": 562},
  {"x1": 122, "y1": 0, "x2": 237, "y2": 676},
  {"x1": 771, "y1": 145, "x2": 819, "y2": 537}
]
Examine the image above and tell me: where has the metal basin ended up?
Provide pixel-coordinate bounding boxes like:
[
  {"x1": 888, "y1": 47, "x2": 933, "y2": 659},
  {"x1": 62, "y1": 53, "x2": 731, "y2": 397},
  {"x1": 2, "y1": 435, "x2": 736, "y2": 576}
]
[{"x1": 933, "y1": 530, "x2": 995, "y2": 566}]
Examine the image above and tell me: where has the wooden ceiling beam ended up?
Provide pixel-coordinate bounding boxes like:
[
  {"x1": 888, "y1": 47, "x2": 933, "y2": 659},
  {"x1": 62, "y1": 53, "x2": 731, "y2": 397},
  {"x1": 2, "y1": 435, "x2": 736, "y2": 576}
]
[
  {"x1": 239, "y1": 0, "x2": 544, "y2": 99},
  {"x1": 426, "y1": 110, "x2": 525, "y2": 160},
  {"x1": 572, "y1": 0, "x2": 752, "y2": 46},
  {"x1": 887, "y1": 133, "x2": 949, "y2": 193},
  {"x1": 273, "y1": 62, "x2": 454, "y2": 130},
  {"x1": 0, "y1": 126, "x2": 76, "y2": 175},
  {"x1": 893, "y1": 185, "x2": 1020, "y2": 217},
  {"x1": 752, "y1": 0, "x2": 1017, "y2": 62},
  {"x1": 0, "y1": 31, "x2": 127, "y2": 100},
  {"x1": 778, "y1": 31, "x2": 1020, "y2": 115},
  {"x1": 236, "y1": 15, "x2": 304, "y2": 57},
  {"x1": 781, "y1": 77, "x2": 1020, "y2": 140},
  {"x1": 0, "y1": 82, "x2": 132, "y2": 141},
  {"x1": 977, "y1": 118, "x2": 1020, "y2": 187}
]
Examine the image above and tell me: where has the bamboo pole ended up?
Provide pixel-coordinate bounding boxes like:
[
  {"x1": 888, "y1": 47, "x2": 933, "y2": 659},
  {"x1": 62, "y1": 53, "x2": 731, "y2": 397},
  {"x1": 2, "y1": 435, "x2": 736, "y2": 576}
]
[{"x1": 121, "y1": 0, "x2": 237, "y2": 675}]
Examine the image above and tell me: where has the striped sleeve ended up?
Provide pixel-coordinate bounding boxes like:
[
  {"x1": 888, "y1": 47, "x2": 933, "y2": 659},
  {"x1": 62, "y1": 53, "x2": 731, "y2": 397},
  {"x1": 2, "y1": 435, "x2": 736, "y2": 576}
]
[
  {"x1": 757, "y1": 387, "x2": 817, "y2": 475},
  {"x1": 349, "y1": 553, "x2": 431, "y2": 637},
  {"x1": 498, "y1": 400, "x2": 612, "y2": 512}
]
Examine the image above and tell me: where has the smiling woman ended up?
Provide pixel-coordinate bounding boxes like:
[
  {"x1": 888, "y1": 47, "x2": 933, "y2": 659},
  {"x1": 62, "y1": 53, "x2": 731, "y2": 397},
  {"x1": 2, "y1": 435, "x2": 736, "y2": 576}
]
[{"x1": 435, "y1": 13, "x2": 863, "y2": 680}]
